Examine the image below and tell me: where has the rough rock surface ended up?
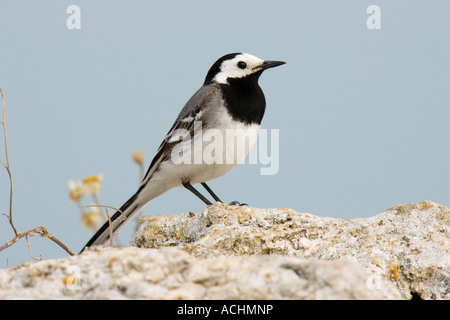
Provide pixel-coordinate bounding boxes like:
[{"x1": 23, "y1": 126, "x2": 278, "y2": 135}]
[
  {"x1": 133, "y1": 201, "x2": 450, "y2": 300},
  {"x1": 0, "y1": 201, "x2": 448, "y2": 299},
  {"x1": 0, "y1": 246, "x2": 400, "y2": 299}
]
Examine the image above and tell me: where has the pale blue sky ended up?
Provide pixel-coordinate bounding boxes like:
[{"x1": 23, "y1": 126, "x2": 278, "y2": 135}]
[{"x1": 1, "y1": 1, "x2": 449, "y2": 266}]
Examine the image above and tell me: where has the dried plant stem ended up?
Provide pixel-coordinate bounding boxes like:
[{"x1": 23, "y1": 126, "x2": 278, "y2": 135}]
[
  {"x1": 0, "y1": 226, "x2": 74, "y2": 256},
  {"x1": 79, "y1": 204, "x2": 122, "y2": 248},
  {"x1": 91, "y1": 193, "x2": 107, "y2": 221},
  {"x1": 0, "y1": 89, "x2": 16, "y2": 236},
  {"x1": 105, "y1": 208, "x2": 113, "y2": 247},
  {"x1": 0, "y1": 88, "x2": 74, "y2": 258},
  {"x1": 74, "y1": 199, "x2": 85, "y2": 215},
  {"x1": 25, "y1": 235, "x2": 41, "y2": 260},
  {"x1": 138, "y1": 162, "x2": 144, "y2": 183}
]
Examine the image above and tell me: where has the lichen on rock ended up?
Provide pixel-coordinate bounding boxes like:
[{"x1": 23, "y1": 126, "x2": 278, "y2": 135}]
[
  {"x1": 0, "y1": 201, "x2": 448, "y2": 299},
  {"x1": 133, "y1": 201, "x2": 450, "y2": 299}
]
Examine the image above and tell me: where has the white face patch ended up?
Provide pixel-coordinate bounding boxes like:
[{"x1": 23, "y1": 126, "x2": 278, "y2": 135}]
[{"x1": 213, "y1": 53, "x2": 265, "y2": 84}]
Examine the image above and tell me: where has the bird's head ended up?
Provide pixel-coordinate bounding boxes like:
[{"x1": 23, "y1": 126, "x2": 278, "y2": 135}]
[{"x1": 204, "y1": 53, "x2": 285, "y2": 85}]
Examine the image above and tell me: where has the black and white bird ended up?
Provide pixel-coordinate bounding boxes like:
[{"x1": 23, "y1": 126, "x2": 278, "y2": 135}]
[{"x1": 80, "y1": 53, "x2": 285, "y2": 252}]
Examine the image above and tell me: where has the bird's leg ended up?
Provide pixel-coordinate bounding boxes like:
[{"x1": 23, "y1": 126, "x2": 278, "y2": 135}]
[
  {"x1": 201, "y1": 182, "x2": 223, "y2": 203},
  {"x1": 201, "y1": 182, "x2": 247, "y2": 206},
  {"x1": 182, "y1": 180, "x2": 213, "y2": 206}
]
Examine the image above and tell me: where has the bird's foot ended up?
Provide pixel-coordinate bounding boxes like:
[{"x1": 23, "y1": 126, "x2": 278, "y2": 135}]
[{"x1": 227, "y1": 201, "x2": 248, "y2": 206}]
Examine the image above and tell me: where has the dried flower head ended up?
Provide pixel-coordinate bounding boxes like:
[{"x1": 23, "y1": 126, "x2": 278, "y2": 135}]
[
  {"x1": 80, "y1": 207, "x2": 103, "y2": 230},
  {"x1": 132, "y1": 149, "x2": 145, "y2": 166},
  {"x1": 82, "y1": 173, "x2": 104, "y2": 195},
  {"x1": 68, "y1": 180, "x2": 84, "y2": 203}
]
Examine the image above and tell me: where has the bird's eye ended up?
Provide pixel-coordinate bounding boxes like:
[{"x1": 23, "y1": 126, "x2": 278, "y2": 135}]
[{"x1": 237, "y1": 61, "x2": 247, "y2": 69}]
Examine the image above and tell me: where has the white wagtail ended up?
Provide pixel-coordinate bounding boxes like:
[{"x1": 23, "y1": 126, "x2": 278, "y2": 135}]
[{"x1": 80, "y1": 53, "x2": 285, "y2": 252}]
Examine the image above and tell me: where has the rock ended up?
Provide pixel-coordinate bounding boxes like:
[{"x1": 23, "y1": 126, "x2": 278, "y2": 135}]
[
  {"x1": 133, "y1": 201, "x2": 450, "y2": 300},
  {"x1": 0, "y1": 201, "x2": 447, "y2": 299},
  {"x1": 0, "y1": 246, "x2": 400, "y2": 299}
]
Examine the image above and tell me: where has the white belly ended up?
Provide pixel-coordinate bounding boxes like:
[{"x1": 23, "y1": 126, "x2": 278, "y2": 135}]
[{"x1": 156, "y1": 121, "x2": 260, "y2": 185}]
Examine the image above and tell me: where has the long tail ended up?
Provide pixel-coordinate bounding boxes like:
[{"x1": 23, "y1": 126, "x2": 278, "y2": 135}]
[{"x1": 79, "y1": 191, "x2": 144, "y2": 253}]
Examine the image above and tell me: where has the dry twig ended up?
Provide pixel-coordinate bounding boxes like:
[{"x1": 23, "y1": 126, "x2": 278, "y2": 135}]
[
  {"x1": 0, "y1": 88, "x2": 74, "y2": 258},
  {"x1": 0, "y1": 225, "x2": 74, "y2": 257},
  {"x1": 105, "y1": 208, "x2": 113, "y2": 247},
  {"x1": 0, "y1": 89, "x2": 16, "y2": 236}
]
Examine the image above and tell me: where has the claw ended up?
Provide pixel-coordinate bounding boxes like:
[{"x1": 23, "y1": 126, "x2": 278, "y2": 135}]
[{"x1": 228, "y1": 201, "x2": 248, "y2": 206}]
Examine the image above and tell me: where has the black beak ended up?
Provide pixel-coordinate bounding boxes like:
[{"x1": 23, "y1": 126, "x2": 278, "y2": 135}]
[{"x1": 259, "y1": 60, "x2": 286, "y2": 70}]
